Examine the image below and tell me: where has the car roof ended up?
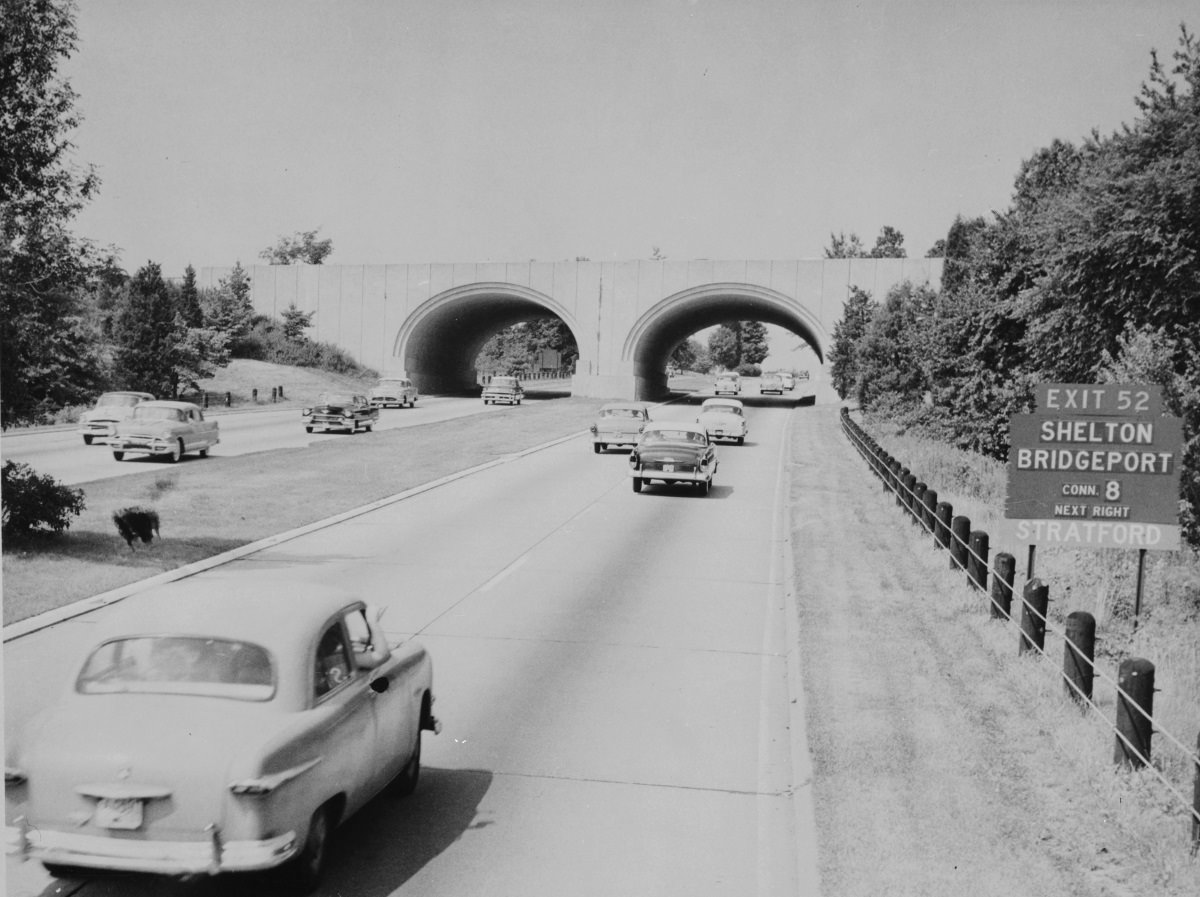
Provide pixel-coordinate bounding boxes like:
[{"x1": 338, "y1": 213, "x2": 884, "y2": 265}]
[
  {"x1": 701, "y1": 398, "x2": 743, "y2": 408},
  {"x1": 101, "y1": 391, "x2": 154, "y2": 398},
  {"x1": 645, "y1": 422, "x2": 706, "y2": 436},
  {"x1": 90, "y1": 578, "x2": 363, "y2": 652},
  {"x1": 137, "y1": 400, "x2": 200, "y2": 411}
]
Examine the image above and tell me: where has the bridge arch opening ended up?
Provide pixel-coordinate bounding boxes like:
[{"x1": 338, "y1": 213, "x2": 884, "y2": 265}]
[
  {"x1": 622, "y1": 283, "x2": 828, "y2": 400},
  {"x1": 394, "y1": 283, "x2": 581, "y2": 394}
]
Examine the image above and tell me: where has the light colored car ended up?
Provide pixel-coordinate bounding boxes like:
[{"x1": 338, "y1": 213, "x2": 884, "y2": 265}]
[
  {"x1": 79, "y1": 391, "x2": 155, "y2": 445},
  {"x1": 4, "y1": 579, "x2": 439, "y2": 892},
  {"x1": 629, "y1": 422, "x2": 718, "y2": 495},
  {"x1": 759, "y1": 373, "x2": 784, "y2": 395},
  {"x1": 368, "y1": 377, "x2": 418, "y2": 408},
  {"x1": 714, "y1": 374, "x2": 741, "y2": 396},
  {"x1": 589, "y1": 402, "x2": 651, "y2": 453},
  {"x1": 779, "y1": 371, "x2": 796, "y2": 390},
  {"x1": 110, "y1": 401, "x2": 219, "y2": 463},
  {"x1": 696, "y1": 397, "x2": 748, "y2": 445},
  {"x1": 303, "y1": 393, "x2": 379, "y2": 433},
  {"x1": 482, "y1": 375, "x2": 524, "y2": 405}
]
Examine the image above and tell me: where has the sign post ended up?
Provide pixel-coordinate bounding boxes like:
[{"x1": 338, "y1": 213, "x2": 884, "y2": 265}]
[{"x1": 1005, "y1": 384, "x2": 1184, "y2": 626}]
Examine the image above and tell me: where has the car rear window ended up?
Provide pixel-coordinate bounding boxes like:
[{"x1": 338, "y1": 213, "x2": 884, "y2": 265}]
[{"x1": 77, "y1": 636, "x2": 275, "y2": 701}]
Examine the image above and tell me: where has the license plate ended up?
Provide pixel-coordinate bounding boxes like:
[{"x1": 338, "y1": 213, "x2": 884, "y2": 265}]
[
  {"x1": 662, "y1": 464, "x2": 675, "y2": 473},
  {"x1": 94, "y1": 798, "x2": 143, "y2": 830}
]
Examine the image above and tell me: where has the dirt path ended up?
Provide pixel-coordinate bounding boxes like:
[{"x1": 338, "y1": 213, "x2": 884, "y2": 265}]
[{"x1": 787, "y1": 405, "x2": 1198, "y2": 897}]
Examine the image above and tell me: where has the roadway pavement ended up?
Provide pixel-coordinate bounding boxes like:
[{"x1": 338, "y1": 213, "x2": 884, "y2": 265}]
[{"x1": 3, "y1": 397, "x2": 819, "y2": 896}]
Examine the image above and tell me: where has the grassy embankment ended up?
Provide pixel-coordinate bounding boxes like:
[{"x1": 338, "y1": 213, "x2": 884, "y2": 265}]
[
  {"x1": 2, "y1": 361, "x2": 593, "y2": 625},
  {"x1": 859, "y1": 412, "x2": 1200, "y2": 796}
]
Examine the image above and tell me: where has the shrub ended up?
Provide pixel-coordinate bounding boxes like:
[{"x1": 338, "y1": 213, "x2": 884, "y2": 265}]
[{"x1": 1, "y1": 461, "x2": 86, "y2": 541}]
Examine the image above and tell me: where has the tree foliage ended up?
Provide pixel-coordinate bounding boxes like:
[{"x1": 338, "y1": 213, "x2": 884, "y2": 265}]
[
  {"x1": 1, "y1": 0, "x2": 106, "y2": 427},
  {"x1": 259, "y1": 229, "x2": 333, "y2": 265},
  {"x1": 845, "y1": 25, "x2": 1200, "y2": 545}
]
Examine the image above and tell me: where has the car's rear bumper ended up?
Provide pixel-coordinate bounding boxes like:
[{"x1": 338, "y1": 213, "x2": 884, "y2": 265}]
[
  {"x1": 6, "y1": 820, "x2": 298, "y2": 875},
  {"x1": 629, "y1": 466, "x2": 714, "y2": 483}
]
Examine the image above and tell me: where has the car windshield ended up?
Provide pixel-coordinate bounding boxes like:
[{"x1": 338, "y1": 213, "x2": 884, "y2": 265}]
[
  {"x1": 643, "y1": 429, "x2": 706, "y2": 446},
  {"x1": 77, "y1": 636, "x2": 275, "y2": 701},
  {"x1": 491, "y1": 378, "x2": 519, "y2": 388},
  {"x1": 320, "y1": 393, "x2": 356, "y2": 405},
  {"x1": 601, "y1": 407, "x2": 645, "y2": 419},
  {"x1": 377, "y1": 380, "x2": 407, "y2": 388},
  {"x1": 132, "y1": 406, "x2": 186, "y2": 423},
  {"x1": 97, "y1": 393, "x2": 143, "y2": 407}
]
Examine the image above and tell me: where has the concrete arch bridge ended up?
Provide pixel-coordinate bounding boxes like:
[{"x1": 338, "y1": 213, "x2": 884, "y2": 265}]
[{"x1": 199, "y1": 258, "x2": 942, "y2": 402}]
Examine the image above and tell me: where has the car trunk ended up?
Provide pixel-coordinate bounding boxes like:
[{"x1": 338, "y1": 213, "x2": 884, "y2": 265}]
[{"x1": 25, "y1": 694, "x2": 286, "y2": 840}]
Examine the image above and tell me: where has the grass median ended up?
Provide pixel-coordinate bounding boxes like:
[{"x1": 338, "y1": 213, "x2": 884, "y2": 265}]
[{"x1": 2, "y1": 396, "x2": 600, "y2": 626}]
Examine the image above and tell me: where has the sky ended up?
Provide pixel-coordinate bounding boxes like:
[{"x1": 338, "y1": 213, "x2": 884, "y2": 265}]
[{"x1": 60, "y1": 0, "x2": 1195, "y2": 280}]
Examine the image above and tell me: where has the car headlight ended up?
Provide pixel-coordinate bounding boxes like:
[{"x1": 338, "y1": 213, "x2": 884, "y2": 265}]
[{"x1": 302, "y1": 407, "x2": 312, "y2": 416}]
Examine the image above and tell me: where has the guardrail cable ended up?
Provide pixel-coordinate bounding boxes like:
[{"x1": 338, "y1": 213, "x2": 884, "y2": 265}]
[{"x1": 839, "y1": 409, "x2": 1200, "y2": 842}]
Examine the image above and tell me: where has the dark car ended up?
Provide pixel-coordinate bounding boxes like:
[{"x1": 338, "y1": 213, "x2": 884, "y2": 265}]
[
  {"x1": 628, "y1": 423, "x2": 718, "y2": 495},
  {"x1": 303, "y1": 393, "x2": 379, "y2": 434}
]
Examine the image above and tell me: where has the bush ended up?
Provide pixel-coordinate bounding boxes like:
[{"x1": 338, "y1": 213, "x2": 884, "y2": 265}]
[
  {"x1": 1, "y1": 461, "x2": 86, "y2": 541},
  {"x1": 236, "y1": 319, "x2": 376, "y2": 376}
]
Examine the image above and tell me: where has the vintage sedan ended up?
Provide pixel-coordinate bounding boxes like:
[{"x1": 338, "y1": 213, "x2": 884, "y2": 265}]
[
  {"x1": 4, "y1": 580, "x2": 439, "y2": 893},
  {"x1": 79, "y1": 391, "x2": 155, "y2": 445},
  {"x1": 110, "y1": 401, "x2": 219, "y2": 463},
  {"x1": 589, "y1": 401, "x2": 651, "y2": 453},
  {"x1": 696, "y1": 397, "x2": 748, "y2": 445},
  {"x1": 303, "y1": 393, "x2": 379, "y2": 433},
  {"x1": 759, "y1": 372, "x2": 785, "y2": 395},
  {"x1": 779, "y1": 371, "x2": 796, "y2": 391},
  {"x1": 629, "y1": 422, "x2": 718, "y2": 495},
  {"x1": 368, "y1": 377, "x2": 418, "y2": 408},
  {"x1": 481, "y1": 375, "x2": 524, "y2": 405},
  {"x1": 714, "y1": 374, "x2": 741, "y2": 396}
]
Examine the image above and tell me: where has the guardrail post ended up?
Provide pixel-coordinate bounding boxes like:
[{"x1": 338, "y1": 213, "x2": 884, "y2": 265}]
[
  {"x1": 1114, "y1": 658, "x2": 1155, "y2": 769},
  {"x1": 224, "y1": 391, "x2": 231, "y2": 407},
  {"x1": 990, "y1": 552, "x2": 1015, "y2": 619},
  {"x1": 901, "y1": 472, "x2": 916, "y2": 514},
  {"x1": 921, "y1": 487, "x2": 938, "y2": 535},
  {"x1": 202, "y1": 392, "x2": 209, "y2": 409},
  {"x1": 912, "y1": 482, "x2": 926, "y2": 526},
  {"x1": 949, "y1": 516, "x2": 970, "y2": 571},
  {"x1": 1063, "y1": 611, "x2": 1096, "y2": 703},
  {"x1": 889, "y1": 460, "x2": 902, "y2": 497},
  {"x1": 271, "y1": 387, "x2": 278, "y2": 403},
  {"x1": 897, "y1": 467, "x2": 910, "y2": 508},
  {"x1": 935, "y1": 502, "x2": 953, "y2": 550},
  {"x1": 252, "y1": 388, "x2": 258, "y2": 402},
  {"x1": 967, "y1": 530, "x2": 989, "y2": 590},
  {"x1": 1019, "y1": 579, "x2": 1049, "y2": 655}
]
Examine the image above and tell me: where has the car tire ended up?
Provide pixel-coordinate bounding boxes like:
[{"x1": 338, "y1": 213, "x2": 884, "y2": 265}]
[
  {"x1": 391, "y1": 729, "x2": 422, "y2": 797},
  {"x1": 305, "y1": 426, "x2": 313, "y2": 433},
  {"x1": 112, "y1": 451, "x2": 124, "y2": 461},
  {"x1": 365, "y1": 422, "x2": 373, "y2": 432},
  {"x1": 736, "y1": 437, "x2": 744, "y2": 446},
  {"x1": 593, "y1": 443, "x2": 601, "y2": 454},
  {"x1": 631, "y1": 476, "x2": 643, "y2": 493},
  {"x1": 199, "y1": 448, "x2": 208, "y2": 457},
  {"x1": 83, "y1": 435, "x2": 94, "y2": 445},
  {"x1": 278, "y1": 804, "x2": 332, "y2": 894},
  {"x1": 168, "y1": 439, "x2": 183, "y2": 463}
]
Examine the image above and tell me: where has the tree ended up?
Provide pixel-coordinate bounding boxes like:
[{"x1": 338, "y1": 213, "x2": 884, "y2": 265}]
[
  {"x1": 870, "y1": 226, "x2": 907, "y2": 258},
  {"x1": 1, "y1": 0, "x2": 106, "y2": 427},
  {"x1": 824, "y1": 232, "x2": 867, "y2": 258},
  {"x1": 281, "y1": 302, "x2": 315, "y2": 342},
  {"x1": 176, "y1": 264, "x2": 203, "y2": 328},
  {"x1": 110, "y1": 262, "x2": 182, "y2": 395},
  {"x1": 741, "y1": 321, "x2": 769, "y2": 365},
  {"x1": 828, "y1": 286, "x2": 875, "y2": 399},
  {"x1": 259, "y1": 229, "x2": 333, "y2": 265},
  {"x1": 202, "y1": 261, "x2": 256, "y2": 351}
]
